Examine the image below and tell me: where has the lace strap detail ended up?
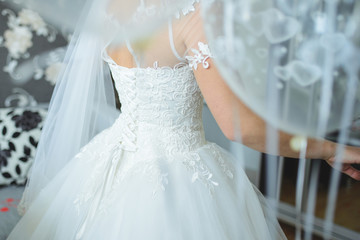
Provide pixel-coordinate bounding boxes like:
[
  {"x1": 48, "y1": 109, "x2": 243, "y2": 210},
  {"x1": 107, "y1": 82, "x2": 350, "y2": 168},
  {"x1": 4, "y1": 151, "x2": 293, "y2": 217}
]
[
  {"x1": 185, "y1": 42, "x2": 213, "y2": 70},
  {"x1": 168, "y1": 20, "x2": 184, "y2": 61},
  {"x1": 175, "y1": 0, "x2": 200, "y2": 18}
]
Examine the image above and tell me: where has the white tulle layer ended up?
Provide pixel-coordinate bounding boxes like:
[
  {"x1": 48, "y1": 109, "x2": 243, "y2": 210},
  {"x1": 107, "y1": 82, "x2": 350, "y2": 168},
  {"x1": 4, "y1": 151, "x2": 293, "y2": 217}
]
[{"x1": 8, "y1": 124, "x2": 286, "y2": 240}]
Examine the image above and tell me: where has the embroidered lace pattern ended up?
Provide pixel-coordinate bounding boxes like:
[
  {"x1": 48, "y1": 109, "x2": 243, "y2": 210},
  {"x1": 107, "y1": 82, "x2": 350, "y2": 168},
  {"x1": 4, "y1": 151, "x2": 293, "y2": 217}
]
[
  {"x1": 73, "y1": 52, "x2": 232, "y2": 206},
  {"x1": 185, "y1": 42, "x2": 213, "y2": 70},
  {"x1": 71, "y1": 35, "x2": 231, "y2": 239}
]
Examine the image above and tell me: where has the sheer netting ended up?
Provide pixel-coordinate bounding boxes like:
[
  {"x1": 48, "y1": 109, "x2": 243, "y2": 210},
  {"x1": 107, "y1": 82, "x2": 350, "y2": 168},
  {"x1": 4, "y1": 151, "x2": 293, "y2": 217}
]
[
  {"x1": 8, "y1": 1, "x2": 287, "y2": 240},
  {"x1": 104, "y1": 2, "x2": 210, "y2": 71}
]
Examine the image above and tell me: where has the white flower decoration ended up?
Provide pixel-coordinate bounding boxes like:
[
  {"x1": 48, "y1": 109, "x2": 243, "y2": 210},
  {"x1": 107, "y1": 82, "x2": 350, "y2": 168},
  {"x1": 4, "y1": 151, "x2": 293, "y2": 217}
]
[
  {"x1": 185, "y1": 42, "x2": 213, "y2": 70},
  {"x1": 34, "y1": 68, "x2": 44, "y2": 80},
  {"x1": 4, "y1": 26, "x2": 33, "y2": 59},
  {"x1": 45, "y1": 62, "x2": 63, "y2": 85},
  {"x1": 18, "y1": 9, "x2": 48, "y2": 36},
  {"x1": 0, "y1": 8, "x2": 62, "y2": 81},
  {"x1": 3, "y1": 60, "x2": 18, "y2": 74}
]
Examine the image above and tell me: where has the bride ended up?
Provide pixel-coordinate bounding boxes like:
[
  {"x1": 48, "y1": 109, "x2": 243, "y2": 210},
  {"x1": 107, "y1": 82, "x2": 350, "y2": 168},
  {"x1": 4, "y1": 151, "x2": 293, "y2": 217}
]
[{"x1": 7, "y1": 0, "x2": 360, "y2": 239}]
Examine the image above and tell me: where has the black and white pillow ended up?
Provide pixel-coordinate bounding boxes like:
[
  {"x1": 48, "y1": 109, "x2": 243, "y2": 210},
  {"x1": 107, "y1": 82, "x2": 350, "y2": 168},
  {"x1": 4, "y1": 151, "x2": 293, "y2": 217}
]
[{"x1": 0, "y1": 108, "x2": 47, "y2": 186}]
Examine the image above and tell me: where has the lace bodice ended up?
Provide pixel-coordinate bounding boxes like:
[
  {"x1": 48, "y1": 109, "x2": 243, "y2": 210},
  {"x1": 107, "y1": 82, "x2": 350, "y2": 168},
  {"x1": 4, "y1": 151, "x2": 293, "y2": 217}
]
[
  {"x1": 104, "y1": 54, "x2": 206, "y2": 153},
  {"x1": 102, "y1": 0, "x2": 212, "y2": 153},
  {"x1": 111, "y1": 63, "x2": 203, "y2": 128},
  {"x1": 100, "y1": 55, "x2": 235, "y2": 197}
]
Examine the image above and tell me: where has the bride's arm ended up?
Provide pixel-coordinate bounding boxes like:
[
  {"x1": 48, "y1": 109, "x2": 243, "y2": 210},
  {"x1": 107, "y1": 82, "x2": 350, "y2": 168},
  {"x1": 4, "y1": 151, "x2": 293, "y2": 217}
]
[
  {"x1": 192, "y1": 60, "x2": 360, "y2": 180},
  {"x1": 181, "y1": 4, "x2": 360, "y2": 180},
  {"x1": 194, "y1": 57, "x2": 360, "y2": 180}
]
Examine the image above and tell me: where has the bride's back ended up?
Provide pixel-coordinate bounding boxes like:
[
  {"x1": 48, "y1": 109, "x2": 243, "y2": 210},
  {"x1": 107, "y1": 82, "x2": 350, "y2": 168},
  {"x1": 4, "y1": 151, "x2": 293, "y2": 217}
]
[{"x1": 107, "y1": 4, "x2": 204, "y2": 70}]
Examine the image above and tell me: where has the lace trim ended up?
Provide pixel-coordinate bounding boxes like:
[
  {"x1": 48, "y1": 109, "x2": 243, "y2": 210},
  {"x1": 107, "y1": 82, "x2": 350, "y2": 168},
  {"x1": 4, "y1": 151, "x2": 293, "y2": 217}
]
[
  {"x1": 185, "y1": 42, "x2": 213, "y2": 70},
  {"x1": 102, "y1": 48, "x2": 190, "y2": 73},
  {"x1": 175, "y1": 0, "x2": 200, "y2": 19}
]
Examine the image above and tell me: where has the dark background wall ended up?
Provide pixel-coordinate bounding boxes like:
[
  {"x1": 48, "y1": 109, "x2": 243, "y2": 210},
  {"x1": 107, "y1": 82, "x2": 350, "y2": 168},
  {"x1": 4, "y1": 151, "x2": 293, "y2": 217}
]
[{"x1": 0, "y1": 2, "x2": 68, "y2": 108}]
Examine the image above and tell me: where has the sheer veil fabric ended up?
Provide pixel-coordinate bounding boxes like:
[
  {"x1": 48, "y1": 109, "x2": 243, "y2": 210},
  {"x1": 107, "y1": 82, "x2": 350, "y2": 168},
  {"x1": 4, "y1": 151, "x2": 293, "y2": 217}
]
[
  {"x1": 17, "y1": 0, "x2": 193, "y2": 214},
  {"x1": 7, "y1": 0, "x2": 288, "y2": 239},
  {"x1": 17, "y1": 0, "x2": 119, "y2": 214}
]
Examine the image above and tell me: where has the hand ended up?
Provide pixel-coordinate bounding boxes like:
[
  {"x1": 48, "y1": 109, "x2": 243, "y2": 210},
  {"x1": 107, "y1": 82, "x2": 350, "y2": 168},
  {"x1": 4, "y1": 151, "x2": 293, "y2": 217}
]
[{"x1": 325, "y1": 145, "x2": 360, "y2": 181}]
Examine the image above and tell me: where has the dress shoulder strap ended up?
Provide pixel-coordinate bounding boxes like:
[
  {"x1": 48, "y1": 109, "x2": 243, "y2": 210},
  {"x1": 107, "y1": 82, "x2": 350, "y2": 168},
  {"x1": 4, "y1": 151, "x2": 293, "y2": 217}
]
[{"x1": 168, "y1": 20, "x2": 185, "y2": 62}]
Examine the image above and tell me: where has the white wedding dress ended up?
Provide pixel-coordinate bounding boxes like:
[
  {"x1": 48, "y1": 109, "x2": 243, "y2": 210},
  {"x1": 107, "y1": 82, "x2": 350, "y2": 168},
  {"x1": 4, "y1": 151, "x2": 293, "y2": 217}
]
[{"x1": 7, "y1": 3, "x2": 287, "y2": 240}]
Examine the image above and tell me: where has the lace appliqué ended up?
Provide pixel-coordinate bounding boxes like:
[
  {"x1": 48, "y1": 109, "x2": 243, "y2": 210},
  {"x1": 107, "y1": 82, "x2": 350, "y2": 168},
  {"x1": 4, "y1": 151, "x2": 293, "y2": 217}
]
[
  {"x1": 186, "y1": 42, "x2": 213, "y2": 70},
  {"x1": 175, "y1": 0, "x2": 200, "y2": 18},
  {"x1": 183, "y1": 152, "x2": 219, "y2": 194},
  {"x1": 205, "y1": 143, "x2": 234, "y2": 179},
  {"x1": 183, "y1": 144, "x2": 234, "y2": 195}
]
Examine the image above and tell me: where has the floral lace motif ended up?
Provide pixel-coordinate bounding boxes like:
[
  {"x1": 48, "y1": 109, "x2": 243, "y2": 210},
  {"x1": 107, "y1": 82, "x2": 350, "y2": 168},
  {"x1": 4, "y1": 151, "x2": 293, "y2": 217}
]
[
  {"x1": 175, "y1": 0, "x2": 200, "y2": 19},
  {"x1": 204, "y1": 143, "x2": 234, "y2": 179},
  {"x1": 185, "y1": 42, "x2": 213, "y2": 70}
]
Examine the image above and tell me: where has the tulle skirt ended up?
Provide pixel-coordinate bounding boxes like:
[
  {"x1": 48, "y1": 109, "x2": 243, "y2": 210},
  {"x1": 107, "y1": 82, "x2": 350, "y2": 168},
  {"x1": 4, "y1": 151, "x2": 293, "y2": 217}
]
[{"x1": 7, "y1": 125, "x2": 287, "y2": 240}]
